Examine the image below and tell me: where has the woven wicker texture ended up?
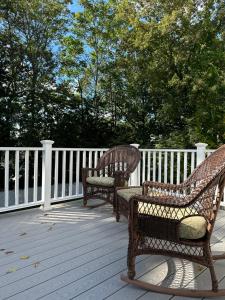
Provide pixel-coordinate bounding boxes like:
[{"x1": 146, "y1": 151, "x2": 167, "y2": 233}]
[
  {"x1": 122, "y1": 144, "x2": 225, "y2": 295},
  {"x1": 82, "y1": 145, "x2": 141, "y2": 212}
]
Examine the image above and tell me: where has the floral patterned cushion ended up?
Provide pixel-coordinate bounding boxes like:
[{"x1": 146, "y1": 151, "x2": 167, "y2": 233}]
[
  {"x1": 117, "y1": 187, "x2": 207, "y2": 240},
  {"x1": 86, "y1": 176, "x2": 115, "y2": 187}
]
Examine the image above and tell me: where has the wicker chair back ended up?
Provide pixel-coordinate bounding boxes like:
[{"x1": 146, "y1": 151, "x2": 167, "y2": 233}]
[{"x1": 96, "y1": 145, "x2": 141, "y2": 179}]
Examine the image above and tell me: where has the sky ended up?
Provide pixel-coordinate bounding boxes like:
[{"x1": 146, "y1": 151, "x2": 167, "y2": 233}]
[{"x1": 68, "y1": 1, "x2": 83, "y2": 13}]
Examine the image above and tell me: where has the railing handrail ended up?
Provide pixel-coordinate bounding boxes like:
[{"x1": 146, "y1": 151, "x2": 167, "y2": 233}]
[
  {"x1": 0, "y1": 147, "x2": 43, "y2": 151},
  {"x1": 0, "y1": 147, "x2": 213, "y2": 153},
  {"x1": 139, "y1": 149, "x2": 197, "y2": 152},
  {"x1": 52, "y1": 147, "x2": 109, "y2": 151},
  {"x1": 1, "y1": 141, "x2": 222, "y2": 213}
]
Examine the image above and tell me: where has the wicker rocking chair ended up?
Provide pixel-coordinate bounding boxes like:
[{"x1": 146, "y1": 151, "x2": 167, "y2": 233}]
[
  {"x1": 82, "y1": 145, "x2": 141, "y2": 212},
  {"x1": 121, "y1": 144, "x2": 225, "y2": 297}
]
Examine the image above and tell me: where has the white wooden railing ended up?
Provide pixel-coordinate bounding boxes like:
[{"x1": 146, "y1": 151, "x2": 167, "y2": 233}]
[{"x1": 0, "y1": 141, "x2": 216, "y2": 213}]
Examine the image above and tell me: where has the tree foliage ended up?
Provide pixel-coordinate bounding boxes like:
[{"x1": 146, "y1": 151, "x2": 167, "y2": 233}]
[
  {"x1": 0, "y1": 0, "x2": 72, "y2": 145},
  {"x1": 0, "y1": 0, "x2": 225, "y2": 148}
]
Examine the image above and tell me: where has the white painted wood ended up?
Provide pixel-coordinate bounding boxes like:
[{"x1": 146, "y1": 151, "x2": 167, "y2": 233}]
[
  {"x1": 69, "y1": 151, "x2": 73, "y2": 196},
  {"x1": 164, "y1": 151, "x2": 168, "y2": 183},
  {"x1": 0, "y1": 144, "x2": 219, "y2": 212},
  {"x1": 142, "y1": 151, "x2": 146, "y2": 183},
  {"x1": 54, "y1": 151, "x2": 59, "y2": 199},
  {"x1": 76, "y1": 151, "x2": 80, "y2": 195},
  {"x1": 51, "y1": 194, "x2": 82, "y2": 203},
  {"x1": 170, "y1": 152, "x2": 174, "y2": 184},
  {"x1": 183, "y1": 151, "x2": 188, "y2": 181},
  {"x1": 191, "y1": 151, "x2": 195, "y2": 172},
  {"x1": 24, "y1": 150, "x2": 29, "y2": 204},
  {"x1": 88, "y1": 151, "x2": 92, "y2": 168},
  {"x1": 0, "y1": 201, "x2": 44, "y2": 213},
  {"x1": 176, "y1": 151, "x2": 181, "y2": 184},
  {"x1": 153, "y1": 151, "x2": 156, "y2": 181},
  {"x1": 99, "y1": 151, "x2": 104, "y2": 176},
  {"x1": 62, "y1": 150, "x2": 66, "y2": 198},
  {"x1": 158, "y1": 151, "x2": 162, "y2": 182},
  {"x1": 195, "y1": 143, "x2": 208, "y2": 166},
  {"x1": 81, "y1": 151, "x2": 86, "y2": 193},
  {"x1": 147, "y1": 151, "x2": 151, "y2": 181},
  {"x1": 94, "y1": 151, "x2": 98, "y2": 168},
  {"x1": 41, "y1": 140, "x2": 54, "y2": 210},
  {"x1": 15, "y1": 150, "x2": 19, "y2": 206},
  {"x1": 82, "y1": 150, "x2": 86, "y2": 168},
  {"x1": 0, "y1": 147, "x2": 42, "y2": 151},
  {"x1": 4, "y1": 150, "x2": 9, "y2": 207},
  {"x1": 51, "y1": 147, "x2": 108, "y2": 152},
  {"x1": 33, "y1": 150, "x2": 38, "y2": 202}
]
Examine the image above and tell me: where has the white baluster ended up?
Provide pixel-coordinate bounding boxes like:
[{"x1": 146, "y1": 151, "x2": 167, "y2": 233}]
[
  {"x1": 4, "y1": 150, "x2": 9, "y2": 207},
  {"x1": 41, "y1": 140, "x2": 54, "y2": 210}
]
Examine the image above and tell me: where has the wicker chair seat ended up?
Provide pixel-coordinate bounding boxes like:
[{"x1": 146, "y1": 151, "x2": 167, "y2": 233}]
[
  {"x1": 117, "y1": 187, "x2": 207, "y2": 240},
  {"x1": 117, "y1": 187, "x2": 142, "y2": 201},
  {"x1": 86, "y1": 176, "x2": 115, "y2": 187},
  {"x1": 82, "y1": 145, "x2": 141, "y2": 213}
]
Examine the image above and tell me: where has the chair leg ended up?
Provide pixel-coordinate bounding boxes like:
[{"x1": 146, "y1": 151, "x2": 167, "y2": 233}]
[
  {"x1": 127, "y1": 249, "x2": 136, "y2": 279},
  {"x1": 205, "y1": 245, "x2": 218, "y2": 292},
  {"x1": 209, "y1": 263, "x2": 218, "y2": 292},
  {"x1": 113, "y1": 190, "x2": 116, "y2": 213},
  {"x1": 127, "y1": 221, "x2": 136, "y2": 279},
  {"x1": 83, "y1": 187, "x2": 88, "y2": 206},
  {"x1": 115, "y1": 192, "x2": 120, "y2": 222},
  {"x1": 116, "y1": 210, "x2": 120, "y2": 222},
  {"x1": 83, "y1": 197, "x2": 87, "y2": 207}
]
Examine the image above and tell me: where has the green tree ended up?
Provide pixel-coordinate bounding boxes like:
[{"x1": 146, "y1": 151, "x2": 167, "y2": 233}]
[
  {"x1": 0, "y1": 0, "x2": 71, "y2": 145},
  {"x1": 114, "y1": 0, "x2": 225, "y2": 148}
]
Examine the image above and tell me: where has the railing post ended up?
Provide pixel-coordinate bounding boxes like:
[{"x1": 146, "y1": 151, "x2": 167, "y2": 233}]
[
  {"x1": 195, "y1": 143, "x2": 208, "y2": 166},
  {"x1": 130, "y1": 143, "x2": 140, "y2": 186},
  {"x1": 41, "y1": 140, "x2": 54, "y2": 211}
]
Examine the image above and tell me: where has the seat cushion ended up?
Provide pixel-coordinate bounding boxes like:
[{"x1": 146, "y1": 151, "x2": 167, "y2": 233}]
[
  {"x1": 86, "y1": 176, "x2": 115, "y2": 187},
  {"x1": 117, "y1": 187, "x2": 142, "y2": 201},
  {"x1": 116, "y1": 187, "x2": 207, "y2": 240},
  {"x1": 179, "y1": 216, "x2": 207, "y2": 240}
]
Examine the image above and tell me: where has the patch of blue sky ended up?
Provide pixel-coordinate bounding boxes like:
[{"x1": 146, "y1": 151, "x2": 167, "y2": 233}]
[
  {"x1": 69, "y1": 0, "x2": 83, "y2": 13},
  {"x1": 52, "y1": 1, "x2": 83, "y2": 53}
]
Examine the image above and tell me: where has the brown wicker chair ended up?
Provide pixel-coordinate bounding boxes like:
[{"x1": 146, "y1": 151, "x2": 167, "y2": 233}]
[
  {"x1": 121, "y1": 144, "x2": 225, "y2": 297},
  {"x1": 82, "y1": 145, "x2": 141, "y2": 213}
]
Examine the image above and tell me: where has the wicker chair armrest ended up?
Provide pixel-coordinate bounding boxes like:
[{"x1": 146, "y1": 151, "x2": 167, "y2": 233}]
[
  {"x1": 129, "y1": 194, "x2": 186, "y2": 209},
  {"x1": 116, "y1": 185, "x2": 142, "y2": 191},
  {"x1": 143, "y1": 181, "x2": 184, "y2": 191}
]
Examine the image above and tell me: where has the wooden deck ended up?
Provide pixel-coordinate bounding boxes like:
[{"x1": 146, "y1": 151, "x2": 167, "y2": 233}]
[{"x1": 0, "y1": 200, "x2": 225, "y2": 300}]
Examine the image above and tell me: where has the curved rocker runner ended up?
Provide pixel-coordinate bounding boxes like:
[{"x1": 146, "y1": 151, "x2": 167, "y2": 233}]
[{"x1": 121, "y1": 274, "x2": 225, "y2": 298}]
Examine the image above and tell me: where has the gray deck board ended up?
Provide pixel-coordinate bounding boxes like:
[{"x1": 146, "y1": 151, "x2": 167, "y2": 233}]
[{"x1": 0, "y1": 200, "x2": 225, "y2": 299}]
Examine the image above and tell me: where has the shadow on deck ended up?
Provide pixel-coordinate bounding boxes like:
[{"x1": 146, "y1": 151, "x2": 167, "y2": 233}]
[{"x1": 0, "y1": 200, "x2": 225, "y2": 300}]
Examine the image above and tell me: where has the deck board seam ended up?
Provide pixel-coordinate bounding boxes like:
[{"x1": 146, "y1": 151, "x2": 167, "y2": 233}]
[
  {"x1": 3, "y1": 252, "x2": 128, "y2": 300},
  {"x1": 0, "y1": 230, "x2": 128, "y2": 287},
  {"x1": 0, "y1": 225, "x2": 127, "y2": 269}
]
